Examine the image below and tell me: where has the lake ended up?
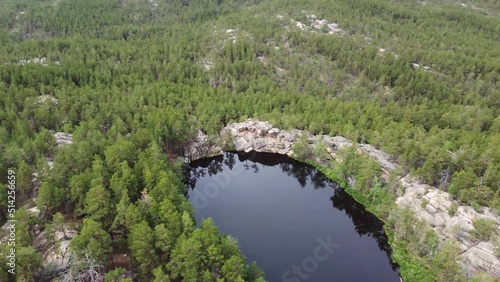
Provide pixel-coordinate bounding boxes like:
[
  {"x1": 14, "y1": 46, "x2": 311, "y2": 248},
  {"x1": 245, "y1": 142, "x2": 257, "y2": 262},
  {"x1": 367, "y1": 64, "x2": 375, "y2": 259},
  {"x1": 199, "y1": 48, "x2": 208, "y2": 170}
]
[{"x1": 185, "y1": 152, "x2": 400, "y2": 282}]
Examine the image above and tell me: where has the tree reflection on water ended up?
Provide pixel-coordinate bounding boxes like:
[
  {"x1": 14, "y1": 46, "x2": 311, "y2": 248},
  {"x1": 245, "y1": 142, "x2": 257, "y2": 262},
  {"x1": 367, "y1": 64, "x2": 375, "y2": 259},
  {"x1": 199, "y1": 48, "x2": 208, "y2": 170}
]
[{"x1": 184, "y1": 151, "x2": 399, "y2": 271}]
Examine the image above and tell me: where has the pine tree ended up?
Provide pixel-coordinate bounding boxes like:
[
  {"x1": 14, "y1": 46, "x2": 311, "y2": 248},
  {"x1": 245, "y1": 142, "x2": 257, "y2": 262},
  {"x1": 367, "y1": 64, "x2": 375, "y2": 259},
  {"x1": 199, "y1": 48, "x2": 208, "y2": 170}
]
[{"x1": 70, "y1": 219, "x2": 112, "y2": 264}]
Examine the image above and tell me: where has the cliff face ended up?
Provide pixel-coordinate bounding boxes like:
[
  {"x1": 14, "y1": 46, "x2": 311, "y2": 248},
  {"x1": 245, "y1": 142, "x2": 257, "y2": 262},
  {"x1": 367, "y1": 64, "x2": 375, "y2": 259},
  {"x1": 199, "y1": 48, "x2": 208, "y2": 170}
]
[{"x1": 184, "y1": 119, "x2": 500, "y2": 278}]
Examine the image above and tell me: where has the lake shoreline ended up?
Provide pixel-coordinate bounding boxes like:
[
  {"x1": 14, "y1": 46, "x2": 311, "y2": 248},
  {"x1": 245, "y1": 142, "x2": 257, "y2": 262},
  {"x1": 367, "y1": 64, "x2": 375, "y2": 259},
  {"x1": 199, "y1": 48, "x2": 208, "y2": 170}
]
[{"x1": 183, "y1": 119, "x2": 500, "y2": 280}]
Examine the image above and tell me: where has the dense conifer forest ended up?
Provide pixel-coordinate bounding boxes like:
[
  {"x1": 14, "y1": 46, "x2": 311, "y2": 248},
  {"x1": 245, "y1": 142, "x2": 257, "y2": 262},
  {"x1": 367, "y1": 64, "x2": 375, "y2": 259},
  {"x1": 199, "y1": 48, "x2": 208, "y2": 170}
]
[{"x1": 0, "y1": 0, "x2": 498, "y2": 281}]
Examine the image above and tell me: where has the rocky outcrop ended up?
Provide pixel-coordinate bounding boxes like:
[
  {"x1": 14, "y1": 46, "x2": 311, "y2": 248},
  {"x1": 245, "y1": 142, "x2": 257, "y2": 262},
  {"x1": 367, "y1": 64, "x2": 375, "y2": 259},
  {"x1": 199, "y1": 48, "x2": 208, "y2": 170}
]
[
  {"x1": 185, "y1": 120, "x2": 396, "y2": 169},
  {"x1": 54, "y1": 132, "x2": 73, "y2": 147},
  {"x1": 184, "y1": 119, "x2": 500, "y2": 278},
  {"x1": 37, "y1": 95, "x2": 58, "y2": 106},
  {"x1": 38, "y1": 133, "x2": 75, "y2": 279},
  {"x1": 396, "y1": 176, "x2": 500, "y2": 277},
  {"x1": 184, "y1": 130, "x2": 223, "y2": 162},
  {"x1": 35, "y1": 226, "x2": 78, "y2": 280},
  {"x1": 18, "y1": 57, "x2": 48, "y2": 66}
]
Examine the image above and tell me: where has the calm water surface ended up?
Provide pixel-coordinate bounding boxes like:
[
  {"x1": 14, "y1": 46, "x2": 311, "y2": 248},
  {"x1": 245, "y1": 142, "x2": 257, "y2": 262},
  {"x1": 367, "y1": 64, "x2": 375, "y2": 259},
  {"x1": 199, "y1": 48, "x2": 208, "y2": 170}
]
[{"x1": 185, "y1": 152, "x2": 400, "y2": 282}]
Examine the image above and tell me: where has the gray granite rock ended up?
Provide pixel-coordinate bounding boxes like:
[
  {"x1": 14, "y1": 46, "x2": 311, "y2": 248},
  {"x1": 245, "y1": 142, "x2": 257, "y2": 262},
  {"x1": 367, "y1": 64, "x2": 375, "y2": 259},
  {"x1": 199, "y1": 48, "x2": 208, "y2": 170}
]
[{"x1": 54, "y1": 132, "x2": 73, "y2": 147}]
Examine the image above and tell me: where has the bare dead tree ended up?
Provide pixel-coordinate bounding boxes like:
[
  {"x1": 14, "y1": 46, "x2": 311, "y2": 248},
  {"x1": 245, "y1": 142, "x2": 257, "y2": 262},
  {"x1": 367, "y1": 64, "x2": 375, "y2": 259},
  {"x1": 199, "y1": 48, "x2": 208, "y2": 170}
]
[
  {"x1": 62, "y1": 251, "x2": 104, "y2": 282},
  {"x1": 438, "y1": 167, "x2": 451, "y2": 191}
]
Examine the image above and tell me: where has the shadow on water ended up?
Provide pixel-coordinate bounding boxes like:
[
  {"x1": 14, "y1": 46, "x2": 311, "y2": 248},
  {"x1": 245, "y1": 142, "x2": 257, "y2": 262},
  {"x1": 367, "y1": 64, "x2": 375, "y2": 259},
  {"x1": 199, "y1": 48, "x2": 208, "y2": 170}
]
[
  {"x1": 184, "y1": 151, "x2": 328, "y2": 190},
  {"x1": 184, "y1": 151, "x2": 400, "y2": 275}
]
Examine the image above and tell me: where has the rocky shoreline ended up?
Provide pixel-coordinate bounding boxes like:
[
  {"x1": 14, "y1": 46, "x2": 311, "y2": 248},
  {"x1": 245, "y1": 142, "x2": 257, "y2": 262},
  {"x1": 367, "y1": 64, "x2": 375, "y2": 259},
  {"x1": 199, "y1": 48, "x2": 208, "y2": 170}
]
[{"x1": 184, "y1": 119, "x2": 500, "y2": 278}]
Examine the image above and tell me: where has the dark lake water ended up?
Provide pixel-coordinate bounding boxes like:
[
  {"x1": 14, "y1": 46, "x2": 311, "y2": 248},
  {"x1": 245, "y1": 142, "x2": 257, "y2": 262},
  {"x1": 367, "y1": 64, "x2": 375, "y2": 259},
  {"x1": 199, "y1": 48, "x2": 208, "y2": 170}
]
[{"x1": 185, "y1": 152, "x2": 400, "y2": 282}]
